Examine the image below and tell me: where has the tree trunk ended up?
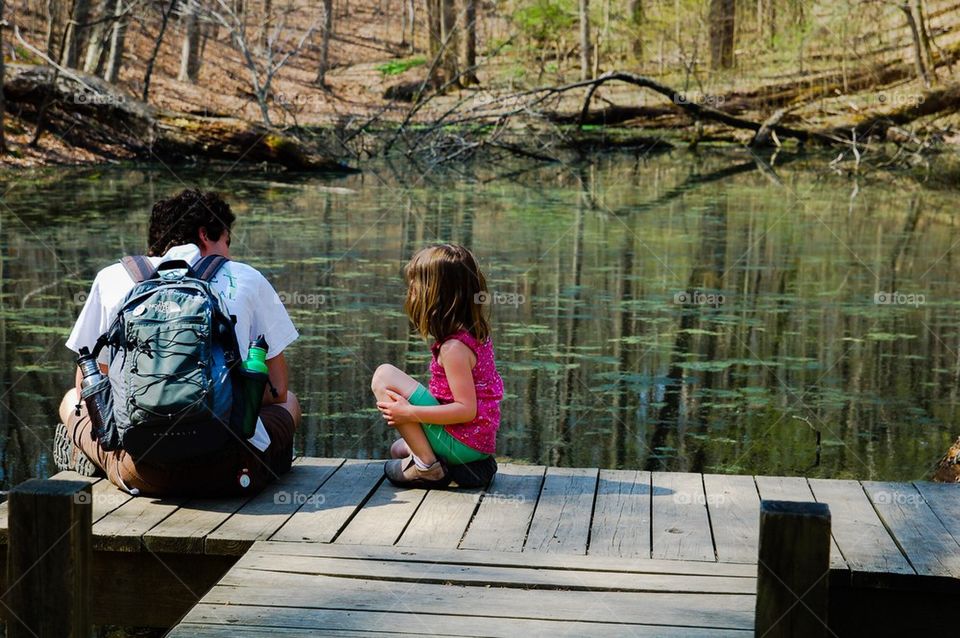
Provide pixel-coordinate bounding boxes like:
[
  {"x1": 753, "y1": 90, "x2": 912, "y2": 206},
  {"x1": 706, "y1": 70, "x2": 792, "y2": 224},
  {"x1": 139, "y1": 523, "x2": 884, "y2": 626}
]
[
  {"x1": 142, "y1": 0, "x2": 177, "y2": 101},
  {"x1": 440, "y1": 0, "x2": 459, "y2": 84},
  {"x1": 579, "y1": 0, "x2": 591, "y2": 80},
  {"x1": 463, "y1": 0, "x2": 478, "y2": 84},
  {"x1": 628, "y1": 0, "x2": 642, "y2": 60},
  {"x1": 44, "y1": 0, "x2": 59, "y2": 59},
  {"x1": 61, "y1": 0, "x2": 93, "y2": 69},
  {"x1": 178, "y1": 2, "x2": 201, "y2": 83},
  {"x1": 900, "y1": 1, "x2": 930, "y2": 87},
  {"x1": 709, "y1": 0, "x2": 736, "y2": 69},
  {"x1": 315, "y1": 0, "x2": 334, "y2": 85},
  {"x1": 0, "y1": 0, "x2": 6, "y2": 154},
  {"x1": 913, "y1": 0, "x2": 935, "y2": 82},
  {"x1": 81, "y1": 0, "x2": 112, "y2": 75},
  {"x1": 767, "y1": 0, "x2": 776, "y2": 48},
  {"x1": 407, "y1": 0, "x2": 416, "y2": 52},
  {"x1": 104, "y1": 0, "x2": 127, "y2": 83},
  {"x1": 261, "y1": 0, "x2": 272, "y2": 51},
  {"x1": 427, "y1": 0, "x2": 441, "y2": 71}
]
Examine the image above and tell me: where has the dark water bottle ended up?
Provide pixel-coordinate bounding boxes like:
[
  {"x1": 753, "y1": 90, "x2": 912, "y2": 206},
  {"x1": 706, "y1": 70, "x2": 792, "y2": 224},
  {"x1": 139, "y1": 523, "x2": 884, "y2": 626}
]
[
  {"x1": 232, "y1": 336, "x2": 270, "y2": 438},
  {"x1": 77, "y1": 346, "x2": 109, "y2": 438}
]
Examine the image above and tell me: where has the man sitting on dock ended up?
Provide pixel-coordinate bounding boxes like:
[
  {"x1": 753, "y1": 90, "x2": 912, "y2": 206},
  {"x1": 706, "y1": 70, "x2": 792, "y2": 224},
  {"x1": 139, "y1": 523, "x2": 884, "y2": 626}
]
[{"x1": 54, "y1": 189, "x2": 301, "y2": 496}]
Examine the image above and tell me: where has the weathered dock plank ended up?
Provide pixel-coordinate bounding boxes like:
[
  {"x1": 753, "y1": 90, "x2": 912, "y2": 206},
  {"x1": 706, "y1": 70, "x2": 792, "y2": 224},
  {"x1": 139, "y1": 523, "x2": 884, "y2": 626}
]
[
  {"x1": 142, "y1": 494, "x2": 252, "y2": 554},
  {"x1": 173, "y1": 605, "x2": 752, "y2": 638},
  {"x1": 459, "y1": 463, "x2": 545, "y2": 552},
  {"x1": 205, "y1": 458, "x2": 344, "y2": 555},
  {"x1": 334, "y1": 480, "x2": 426, "y2": 545},
  {"x1": 201, "y1": 575, "x2": 753, "y2": 628},
  {"x1": 807, "y1": 478, "x2": 912, "y2": 575},
  {"x1": 589, "y1": 469, "x2": 651, "y2": 558},
  {"x1": 93, "y1": 495, "x2": 186, "y2": 552},
  {"x1": 755, "y1": 475, "x2": 846, "y2": 569},
  {"x1": 651, "y1": 472, "x2": 715, "y2": 561},
  {"x1": 524, "y1": 466, "x2": 598, "y2": 554},
  {"x1": 863, "y1": 481, "x2": 960, "y2": 578},
  {"x1": 914, "y1": 481, "x2": 960, "y2": 545},
  {"x1": 396, "y1": 487, "x2": 482, "y2": 548},
  {"x1": 703, "y1": 474, "x2": 760, "y2": 564},
  {"x1": 270, "y1": 460, "x2": 384, "y2": 543}
]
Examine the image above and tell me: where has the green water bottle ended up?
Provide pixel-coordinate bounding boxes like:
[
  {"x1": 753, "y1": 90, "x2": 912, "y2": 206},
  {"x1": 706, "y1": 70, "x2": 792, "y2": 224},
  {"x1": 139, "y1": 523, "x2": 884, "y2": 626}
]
[{"x1": 232, "y1": 335, "x2": 271, "y2": 438}]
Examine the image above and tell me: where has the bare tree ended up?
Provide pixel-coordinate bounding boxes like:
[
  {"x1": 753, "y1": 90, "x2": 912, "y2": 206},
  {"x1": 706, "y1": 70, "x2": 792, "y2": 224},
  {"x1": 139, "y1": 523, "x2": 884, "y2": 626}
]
[
  {"x1": 179, "y1": 0, "x2": 202, "y2": 82},
  {"x1": 197, "y1": 0, "x2": 321, "y2": 125},
  {"x1": 82, "y1": 0, "x2": 112, "y2": 74},
  {"x1": 142, "y1": 0, "x2": 177, "y2": 101},
  {"x1": 314, "y1": 0, "x2": 333, "y2": 86},
  {"x1": 628, "y1": 0, "x2": 642, "y2": 59},
  {"x1": 61, "y1": 0, "x2": 93, "y2": 68},
  {"x1": 463, "y1": 0, "x2": 478, "y2": 84},
  {"x1": 0, "y1": 0, "x2": 6, "y2": 154},
  {"x1": 709, "y1": 0, "x2": 735, "y2": 69},
  {"x1": 897, "y1": 0, "x2": 931, "y2": 86},
  {"x1": 105, "y1": 0, "x2": 128, "y2": 82},
  {"x1": 579, "y1": 0, "x2": 591, "y2": 80},
  {"x1": 440, "y1": 0, "x2": 458, "y2": 83}
]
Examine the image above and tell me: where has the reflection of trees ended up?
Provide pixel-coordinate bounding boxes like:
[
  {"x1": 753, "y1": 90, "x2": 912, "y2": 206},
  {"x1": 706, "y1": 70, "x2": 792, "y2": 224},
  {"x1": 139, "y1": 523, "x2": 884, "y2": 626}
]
[{"x1": 647, "y1": 194, "x2": 727, "y2": 472}]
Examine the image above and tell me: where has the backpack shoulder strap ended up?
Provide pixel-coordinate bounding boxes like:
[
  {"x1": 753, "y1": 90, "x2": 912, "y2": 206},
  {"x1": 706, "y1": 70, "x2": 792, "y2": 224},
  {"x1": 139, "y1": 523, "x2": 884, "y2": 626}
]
[
  {"x1": 120, "y1": 255, "x2": 155, "y2": 284},
  {"x1": 193, "y1": 255, "x2": 230, "y2": 282}
]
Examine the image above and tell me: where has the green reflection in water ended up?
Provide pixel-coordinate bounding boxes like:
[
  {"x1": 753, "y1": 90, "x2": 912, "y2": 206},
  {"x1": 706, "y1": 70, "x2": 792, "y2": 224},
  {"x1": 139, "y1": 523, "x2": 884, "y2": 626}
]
[{"x1": 0, "y1": 152, "x2": 956, "y2": 487}]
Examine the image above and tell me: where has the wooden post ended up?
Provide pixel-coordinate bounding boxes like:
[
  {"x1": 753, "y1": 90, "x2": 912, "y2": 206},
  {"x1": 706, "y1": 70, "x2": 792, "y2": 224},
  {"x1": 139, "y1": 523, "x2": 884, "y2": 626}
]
[
  {"x1": 3, "y1": 479, "x2": 93, "y2": 638},
  {"x1": 755, "y1": 500, "x2": 831, "y2": 638}
]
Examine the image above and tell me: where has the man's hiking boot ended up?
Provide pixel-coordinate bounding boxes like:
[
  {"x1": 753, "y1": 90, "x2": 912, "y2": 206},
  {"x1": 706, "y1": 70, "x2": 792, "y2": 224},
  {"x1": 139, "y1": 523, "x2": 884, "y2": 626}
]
[
  {"x1": 448, "y1": 455, "x2": 498, "y2": 488},
  {"x1": 53, "y1": 422, "x2": 102, "y2": 478},
  {"x1": 384, "y1": 455, "x2": 451, "y2": 488}
]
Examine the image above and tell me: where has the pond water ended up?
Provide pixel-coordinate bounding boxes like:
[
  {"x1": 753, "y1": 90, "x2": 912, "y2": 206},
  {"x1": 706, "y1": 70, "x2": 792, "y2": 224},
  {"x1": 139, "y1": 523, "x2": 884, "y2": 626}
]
[{"x1": 0, "y1": 151, "x2": 957, "y2": 488}]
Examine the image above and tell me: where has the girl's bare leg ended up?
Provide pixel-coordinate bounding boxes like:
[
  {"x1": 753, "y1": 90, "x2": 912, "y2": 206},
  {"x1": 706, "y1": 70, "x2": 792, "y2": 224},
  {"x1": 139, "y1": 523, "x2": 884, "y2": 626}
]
[{"x1": 370, "y1": 364, "x2": 436, "y2": 465}]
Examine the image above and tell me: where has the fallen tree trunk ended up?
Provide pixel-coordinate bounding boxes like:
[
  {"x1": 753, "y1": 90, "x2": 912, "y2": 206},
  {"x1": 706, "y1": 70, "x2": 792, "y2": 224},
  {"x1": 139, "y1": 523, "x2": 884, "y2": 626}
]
[{"x1": 2, "y1": 64, "x2": 352, "y2": 171}]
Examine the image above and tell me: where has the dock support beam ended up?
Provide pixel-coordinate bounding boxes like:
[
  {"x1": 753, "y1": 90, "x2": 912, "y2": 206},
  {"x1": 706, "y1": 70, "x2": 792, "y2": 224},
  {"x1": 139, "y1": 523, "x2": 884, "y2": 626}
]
[
  {"x1": 755, "y1": 499, "x2": 831, "y2": 638},
  {"x1": 3, "y1": 479, "x2": 92, "y2": 638}
]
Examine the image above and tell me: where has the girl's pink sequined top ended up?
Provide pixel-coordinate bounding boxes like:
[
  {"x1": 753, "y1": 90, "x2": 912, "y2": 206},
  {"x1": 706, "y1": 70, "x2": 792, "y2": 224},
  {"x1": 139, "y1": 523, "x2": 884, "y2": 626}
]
[{"x1": 428, "y1": 330, "x2": 503, "y2": 454}]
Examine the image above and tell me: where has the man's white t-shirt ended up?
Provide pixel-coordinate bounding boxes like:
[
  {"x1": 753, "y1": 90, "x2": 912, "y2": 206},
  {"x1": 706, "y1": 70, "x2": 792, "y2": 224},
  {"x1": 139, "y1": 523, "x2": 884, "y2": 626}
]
[{"x1": 66, "y1": 243, "x2": 299, "y2": 451}]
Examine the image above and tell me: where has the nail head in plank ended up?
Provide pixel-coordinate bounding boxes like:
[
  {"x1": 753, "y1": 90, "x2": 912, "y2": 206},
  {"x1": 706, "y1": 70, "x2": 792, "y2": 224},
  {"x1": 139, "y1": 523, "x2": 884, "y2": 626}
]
[
  {"x1": 703, "y1": 474, "x2": 760, "y2": 564},
  {"x1": 459, "y1": 463, "x2": 545, "y2": 552},
  {"x1": 863, "y1": 481, "x2": 960, "y2": 578},
  {"x1": 271, "y1": 460, "x2": 384, "y2": 543},
  {"x1": 589, "y1": 469, "x2": 651, "y2": 557},
  {"x1": 807, "y1": 478, "x2": 912, "y2": 575},
  {"x1": 205, "y1": 458, "x2": 345, "y2": 555},
  {"x1": 525, "y1": 466, "x2": 598, "y2": 554},
  {"x1": 651, "y1": 472, "x2": 715, "y2": 561}
]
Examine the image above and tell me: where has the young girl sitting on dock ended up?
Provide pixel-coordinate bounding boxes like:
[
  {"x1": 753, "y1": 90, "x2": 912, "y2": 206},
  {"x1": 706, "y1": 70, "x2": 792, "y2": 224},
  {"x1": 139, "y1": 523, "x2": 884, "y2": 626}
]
[{"x1": 371, "y1": 244, "x2": 503, "y2": 488}]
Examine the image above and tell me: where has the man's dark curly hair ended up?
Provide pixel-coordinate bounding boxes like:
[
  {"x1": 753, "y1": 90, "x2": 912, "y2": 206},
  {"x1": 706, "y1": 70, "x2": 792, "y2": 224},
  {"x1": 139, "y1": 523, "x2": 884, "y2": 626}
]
[{"x1": 147, "y1": 189, "x2": 236, "y2": 256}]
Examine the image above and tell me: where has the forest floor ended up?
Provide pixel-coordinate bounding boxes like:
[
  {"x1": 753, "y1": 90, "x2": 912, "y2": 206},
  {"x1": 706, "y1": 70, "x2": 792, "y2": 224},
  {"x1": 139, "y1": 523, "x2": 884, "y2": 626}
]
[{"x1": 2, "y1": 1, "x2": 960, "y2": 167}]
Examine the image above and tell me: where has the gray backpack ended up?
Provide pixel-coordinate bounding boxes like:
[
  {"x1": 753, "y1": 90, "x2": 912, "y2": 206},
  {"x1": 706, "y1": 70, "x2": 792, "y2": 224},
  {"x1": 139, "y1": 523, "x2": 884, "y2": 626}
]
[{"x1": 92, "y1": 255, "x2": 242, "y2": 463}]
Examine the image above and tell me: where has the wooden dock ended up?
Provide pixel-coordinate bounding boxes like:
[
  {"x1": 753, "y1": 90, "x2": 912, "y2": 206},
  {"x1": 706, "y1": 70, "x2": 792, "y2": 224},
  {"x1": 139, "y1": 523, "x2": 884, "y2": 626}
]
[{"x1": 1, "y1": 458, "x2": 958, "y2": 636}]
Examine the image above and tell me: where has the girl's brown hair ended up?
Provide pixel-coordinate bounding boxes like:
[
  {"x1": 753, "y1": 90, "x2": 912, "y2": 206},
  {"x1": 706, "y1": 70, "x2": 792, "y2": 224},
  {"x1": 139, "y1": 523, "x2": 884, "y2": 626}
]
[{"x1": 404, "y1": 244, "x2": 491, "y2": 343}]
